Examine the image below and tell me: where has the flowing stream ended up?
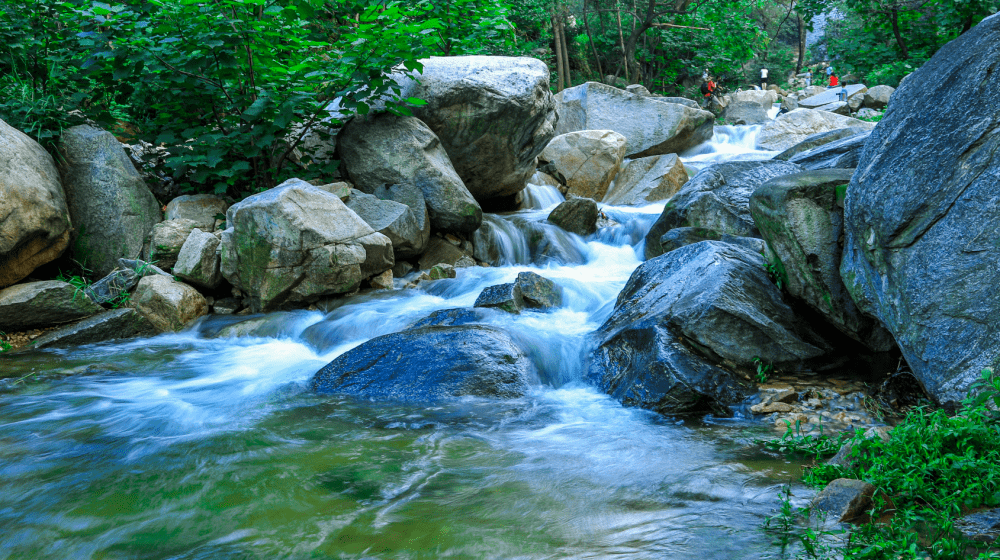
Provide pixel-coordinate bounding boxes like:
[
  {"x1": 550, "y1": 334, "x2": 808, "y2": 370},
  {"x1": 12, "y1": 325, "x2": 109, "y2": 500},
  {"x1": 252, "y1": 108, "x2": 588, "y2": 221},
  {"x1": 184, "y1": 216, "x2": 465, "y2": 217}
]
[{"x1": 0, "y1": 125, "x2": 808, "y2": 560}]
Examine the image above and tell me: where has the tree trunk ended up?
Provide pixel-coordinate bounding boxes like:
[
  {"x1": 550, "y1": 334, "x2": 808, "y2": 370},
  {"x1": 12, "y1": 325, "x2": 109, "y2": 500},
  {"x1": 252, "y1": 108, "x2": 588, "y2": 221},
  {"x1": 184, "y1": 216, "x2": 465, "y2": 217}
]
[
  {"x1": 583, "y1": 0, "x2": 604, "y2": 79},
  {"x1": 889, "y1": 7, "x2": 909, "y2": 59},
  {"x1": 552, "y1": 10, "x2": 565, "y2": 91},
  {"x1": 559, "y1": 8, "x2": 572, "y2": 87},
  {"x1": 615, "y1": 5, "x2": 629, "y2": 83},
  {"x1": 796, "y1": 14, "x2": 805, "y2": 73}
]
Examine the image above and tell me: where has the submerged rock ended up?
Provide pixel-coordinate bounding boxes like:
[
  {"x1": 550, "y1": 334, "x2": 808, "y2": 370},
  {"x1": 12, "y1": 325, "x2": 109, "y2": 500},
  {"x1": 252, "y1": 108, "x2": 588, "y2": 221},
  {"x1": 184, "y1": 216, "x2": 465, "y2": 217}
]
[
  {"x1": 312, "y1": 325, "x2": 535, "y2": 401},
  {"x1": 840, "y1": 14, "x2": 1000, "y2": 403},
  {"x1": 474, "y1": 283, "x2": 524, "y2": 314},
  {"x1": 548, "y1": 197, "x2": 599, "y2": 236},
  {"x1": 516, "y1": 271, "x2": 562, "y2": 309}
]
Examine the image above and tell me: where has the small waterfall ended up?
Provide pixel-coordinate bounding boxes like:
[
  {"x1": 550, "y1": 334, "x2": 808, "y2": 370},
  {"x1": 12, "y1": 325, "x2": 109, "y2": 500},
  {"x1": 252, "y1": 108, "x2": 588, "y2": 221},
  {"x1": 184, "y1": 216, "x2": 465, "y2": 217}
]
[
  {"x1": 681, "y1": 124, "x2": 779, "y2": 168},
  {"x1": 472, "y1": 214, "x2": 589, "y2": 267},
  {"x1": 472, "y1": 214, "x2": 532, "y2": 265},
  {"x1": 520, "y1": 181, "x2": 564, "y2": 210}
]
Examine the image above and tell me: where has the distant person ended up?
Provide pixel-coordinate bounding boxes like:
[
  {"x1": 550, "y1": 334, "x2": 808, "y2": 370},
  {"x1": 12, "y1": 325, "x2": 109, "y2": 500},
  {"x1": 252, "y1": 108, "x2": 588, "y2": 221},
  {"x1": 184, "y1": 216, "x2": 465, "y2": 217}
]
[
  {"x1": 826, "y1": 65, "x2": 834, "y2": 80},
  {"x1": 828, "y1": 72, "x2": 839, "y2": 88},
  {"x1": 760, "y1": 67, "x2": 768, "y2": 90},
  {"x1": 700, "y1": 78, "x2": 716, "y2": 108},
  {"x1": 702, "y1": 68, "x2": 710, "y2": 81},
  {"x1": 838, "y1": 85, "x2": 848, "y2": 102},
  {"x1": 804, "y1": 69, "x2": 812, "y2": 87}
]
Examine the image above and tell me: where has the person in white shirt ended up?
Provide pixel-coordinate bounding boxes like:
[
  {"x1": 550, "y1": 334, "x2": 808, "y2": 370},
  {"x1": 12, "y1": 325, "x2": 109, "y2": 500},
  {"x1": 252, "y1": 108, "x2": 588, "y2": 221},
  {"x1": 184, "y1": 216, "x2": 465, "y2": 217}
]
[
  {"x1": 804, "y1": 69, "x2": 812, "y2": 87},
  {"x1": 760, "y1": 68, "x2": 768, "y2": 90}
]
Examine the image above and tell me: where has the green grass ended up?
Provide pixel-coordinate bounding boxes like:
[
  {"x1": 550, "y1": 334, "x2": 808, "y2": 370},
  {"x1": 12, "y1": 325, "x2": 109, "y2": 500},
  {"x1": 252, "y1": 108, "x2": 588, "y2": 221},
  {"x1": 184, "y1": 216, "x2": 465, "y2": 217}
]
[
  {"x1": 0, "y1": 332, "x2": 11, "y2": 353},
  {"x1": 761, "y1": 368, "x2": 1000, "y2": 559}
]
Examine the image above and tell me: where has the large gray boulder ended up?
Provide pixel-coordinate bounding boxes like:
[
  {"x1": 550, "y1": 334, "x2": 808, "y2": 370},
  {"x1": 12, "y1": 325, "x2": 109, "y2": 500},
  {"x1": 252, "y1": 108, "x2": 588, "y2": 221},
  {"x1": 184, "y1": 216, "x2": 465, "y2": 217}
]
[
  {"x1": 391, "y1": 56, "x2": 556, "y2": 202},
  {"x1": 840, "y1": 14, "x2": 1000, "y2": 403},
  {"x1": 338, "y1": 113, "x2": 482, "y2": 234},
  {"x1": 58, "y1": 125, "x2": 162, "y2": 278},
  {"x1": 589, "y1": 241, "x2": 829, "y2": 415},
  {"x1": 173, "y1": 228, "x2": 222, "y2": 290},
  {"x1": 539, "y1": 130, "x2": 627, "y2": 200},
  {"x1": 0, "y1": 119, "x2": 72, "y2": 288},
  {"x1": 220, "y1": 179, "x2": 393, "y2": 312},
  {"x1": 757, "y1": 109, "x2": 876, "y2": 152},
  {"x1": 722, "y1": 100, "x2": 771, "y2": 125},
  {"x1": 0, "y1": 280, "x2": 103, "y2": 331},
  {"x1": 798, "y1": 84, "x2": 868, "y2": 108},
  {"x1": 133, "y1": 275, "x2": 208, "y2": 332},
  {"x1": 787, "y1": 130, "x2": 873, "y2": 170},
  {"x1": 773, "y1": 127, "x2": 872, "y2": 161},
  {"x1": 345, "y1": 189, "x2": 428, "y2": 259},
  {"x1": 863, "y1": 85, "x2": 895, "y2": 109},
  {"x1": 312, "y1": 325, "x2": 535, "y2": 400},
  {"x1": 749, "y1": 170, "x2": 894, "y2": 350},
  {"x1": 555, "y1": 82, "x2": 715, "y2": 157},
  {"x1": 603, "y1": 153, "x2": 688, "y2": 206},
  {"x1": 644, "y1": 160, "x2": 802, "y2": 259},
  {"x1": 164, "y1": 194, "x2": 228, "y2": 230}
]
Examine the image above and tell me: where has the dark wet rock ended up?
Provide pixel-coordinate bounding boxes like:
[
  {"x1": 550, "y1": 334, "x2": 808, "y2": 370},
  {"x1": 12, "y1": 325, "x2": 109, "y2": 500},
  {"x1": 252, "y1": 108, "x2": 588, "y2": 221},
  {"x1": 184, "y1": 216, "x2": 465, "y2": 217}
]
[
  {"x1": 772, "y1": 127, "x2": 872, "y2": 162},
  {"x1": 474, "y1": 283, "x2": 524, "y2": 314},
  {"x1": 84, "y1": 268, "x2": 140, "y2": 306},
  {"x1": 516, "y1": 271, "x2": 562, "y2": 309},
  {"x1": 30, "y1": 308, "x2": 157, "y2": 349},
  {"x1": 787, "y1": 131, "x2": 871, "y2": 170},
  {"x1": 658, "y1": 227, "x2": 765, "y2": 255},
  {"x1": 410, "y1": 307, "x2": 495, "y2": 329},
  {"x1": 311, "y1": 325, "x2": 535, "y2": 401},
  {"x1": 417, "y1": 238, "x2": 475, "y2": 271},
  {"x1": 589, "y1": 241, "x2": 830, "y2": 415},
  {"x1": 644, "y1": 160, "x2": 802, "y2": 259},
  {"x1": 955, "y1": 508, "x2": 1000, "y2": 545},
  {"x1": 0, "y1": 280, "x2": 104, "y2": 331},
  {"x1": 810, "y1": 478, "x2": 876, "y2": 523},
  {"x1": 840, "y1": 15, "x2": 1000, "y2": 403},
  {"x1": 750, "y1": 169, "x2": 894, "y2": 350},
  {"x1": 548, "y1": 197, "x2": 599, "y2": 236}
]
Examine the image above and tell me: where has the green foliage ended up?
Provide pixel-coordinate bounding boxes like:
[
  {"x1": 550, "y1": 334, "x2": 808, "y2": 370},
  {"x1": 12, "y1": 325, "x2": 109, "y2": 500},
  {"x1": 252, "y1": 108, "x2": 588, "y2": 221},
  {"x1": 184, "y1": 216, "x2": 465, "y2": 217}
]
[
  {"x1": 758, "y1": 420, "x2": 848, "y2": 459},
  {"x1": 855, "y1": 112, "x2": 884, "y2": 123},
  {"x1": 763, "y1": 367, "x2": 1000, "y2": 558},
  {"x1": 55, "y1": 270, "x2": 91, "y2": 301},
  {"x1": 765, "y1": 257, "x2": 787, "y2": 291},
  {"x1": 752, "y1": 355, "x2": 775, "y2": 383},
  {"x1": 0, "y1": 332, "x2": 11, "y2": 354}
]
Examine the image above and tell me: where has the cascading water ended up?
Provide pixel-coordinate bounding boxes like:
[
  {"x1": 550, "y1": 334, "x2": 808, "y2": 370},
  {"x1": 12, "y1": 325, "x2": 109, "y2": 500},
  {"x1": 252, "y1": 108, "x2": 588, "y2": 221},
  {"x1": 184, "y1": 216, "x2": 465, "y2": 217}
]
[
  {"x1": 681, "y1": 124, "x2": 779, "y2": 168},
  {"x1": 0, "y1": 125, "x2": 811, "y2": 559}
]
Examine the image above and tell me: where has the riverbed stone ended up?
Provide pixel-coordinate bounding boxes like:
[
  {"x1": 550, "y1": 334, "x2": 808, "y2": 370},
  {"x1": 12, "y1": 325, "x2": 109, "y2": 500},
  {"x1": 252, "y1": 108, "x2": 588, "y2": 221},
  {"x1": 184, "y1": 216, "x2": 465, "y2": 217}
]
[
  {"x1": 312, "y1": 325, "x2": 535, "y2": 401},
  {"x1": 220, "y1": 179, "x2": 393, "y2": 312},
  {"x1": 345, "y1": 189, "x2": 428, "y2": 259},
  {"x1": 644, "y1": 160, "x2": 802, "y2": 259},
  {"x1": 787, "y1": 130, "x2": 871, "y2": 170},
  {"x1": 148, "y1": 218, "x2": 199, "y2": 271},
  {"x1": 554, "y1": 82, "x2": 715, "y2": 158},
  {"x1": 589, "y1": 241, "x2": 830, "y2": 415},
  {"x1": 839, "y1": 15, "x2": 1000, "y2": 404},
  {"x1": 814, "y1": 101, "x2": 851, "y2": 116},
  {"x1": 164, "y1": 194, "x2": 229, "y2": 230},
  {"x1": 750, "y1": 170, "x2": 894, "y2": 350},
  {"x1": 83, "y1": 267, "x2": 140, "y2": 306},
  {"x1": 59, "y1": 125, "x2": 162, "y2": 278},
  {"x1": 603, "y1": 154, "x2": 688, "y2": 206},
  {"x1": 863, "y1": 85, "x2": 895, "y2": 109},
  {"x1": 547, "y1": 197, "x2": 599, "y2": 236},
  {"x1": 0, "y1": 118, "x2": 72, "y2": 288},
  {"x1": 174, "y1": 228, "x2": 222, "y2": 290},
  {"x1": 417, "y1": 238, "x2": 475, "y2": 271},
  {"x1": 0, "y1": 280, "x2": 104, "y2": 331},
  {"x1": 338, "y1": 113, "x2": 482, "y2": 234},
  {"x1": 772, "y1": 127, "x2": 872, "y2": 162},
  {"x1": 756, "y1": 109, "x2": 876, "y2": 152},
  {"x1": 132, "y1": 275, "x2": 208, "y2": 332},
  {"x1": 516, "y1": 271, "x2": 562, "y2": 309},
  {"x1": 798, "y1": 85, "x2": 868, "y2": 109},
  {"x1": 810, "y1": 478, "x2": 877, "y2": 524},
  {"x1": 474, "y1": 283, "x2": 524, "y2": 314},
  {"x1": 388, "y1": 56, "x2": 556, "y2": 203},
  {"x1": 30, "y1": 308, "x2": 157, "y2": 349},
  {"x1": 723, "y1": 100, "x2": 771, "y2": 125},
  {"x1": 539, "y1": 130, "x2": 627, "y2": 200}
]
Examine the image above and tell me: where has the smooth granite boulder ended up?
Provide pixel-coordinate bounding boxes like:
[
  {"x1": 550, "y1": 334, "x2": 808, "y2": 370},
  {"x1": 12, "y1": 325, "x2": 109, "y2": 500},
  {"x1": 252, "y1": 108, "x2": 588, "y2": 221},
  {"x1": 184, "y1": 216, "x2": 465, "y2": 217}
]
[
  {"x1": 338, "y1": 113, "x2": 482, "y2": 234},
  {"x1": 0, "y1": 118, "x2": 72, "y2": 288},
  {"x1": 554, "y1": 82, "x2": 715, "y2": 157},
  {"x1": 173, "y1": 228, "x2": 222, "y2": 290},
  {"x1": 772, "y1": 127, "x2": 872, "y2": 161},
  {"x1": 539, "y1": 130, "x2": 627, "y2": 200},
  {"x1": 312, "y1": 325, "x2": 535, "y2": 401},
  {"x1": 58, "y1": 125, "x2": 162, "y2": 278},
  {"x1": 163, "y1": 194, "x2": 228, "y2": 230},
  {"x1": 345, "y1": 189, "x2": 428, "y2": 259},
  {"x1": 862, "y1": 85, "x2": 895, "y2": 109},
  {"x1": 644, "y1": 160, "x2": 803, "y2": 259},
  {"x1": 132, "y1": 275, "x2": 208, "y2": 332},
  {"x1": 840, "y1": 14, "x2": 1000, "y2": 403},
  {"x1": 757, "y1": 109, "x2": 876, "y2": 152},
  {"x1": 787, "y1": 130, "x2": 872, "y2": 170},
  {"x1": 603, "y1": 153, "x2": 687, "y2": 206}
]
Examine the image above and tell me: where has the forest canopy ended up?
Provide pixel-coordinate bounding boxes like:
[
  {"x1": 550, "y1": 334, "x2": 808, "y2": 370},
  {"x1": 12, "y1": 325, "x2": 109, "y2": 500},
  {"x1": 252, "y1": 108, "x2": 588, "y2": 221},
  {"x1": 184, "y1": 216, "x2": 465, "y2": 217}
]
[{"x1": 0, "y1": 0, "x2": 996, "y2": 198}]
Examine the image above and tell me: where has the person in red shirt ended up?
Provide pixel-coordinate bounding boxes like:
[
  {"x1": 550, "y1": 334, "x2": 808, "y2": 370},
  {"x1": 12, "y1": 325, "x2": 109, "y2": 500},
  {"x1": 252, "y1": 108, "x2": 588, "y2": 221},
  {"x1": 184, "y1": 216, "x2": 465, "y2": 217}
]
[
  {"x1": 828, "y1": 73, "x2": 839, "y2": 87},
  {"x1": 700, "y1": 78, "x2": 716, "y2": 107}
]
